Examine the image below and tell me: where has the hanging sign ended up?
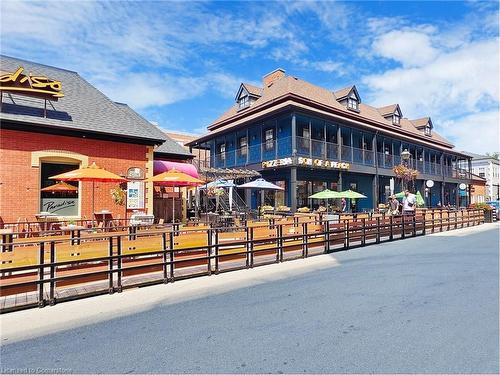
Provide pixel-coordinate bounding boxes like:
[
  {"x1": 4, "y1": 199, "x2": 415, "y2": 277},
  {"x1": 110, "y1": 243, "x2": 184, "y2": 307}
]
[
  {"x1": 0, "y1": 66, "x2": 64, "y2": 100},
  {"x1": 126, "y1": 181, "x2": 145, "y2": 210}
]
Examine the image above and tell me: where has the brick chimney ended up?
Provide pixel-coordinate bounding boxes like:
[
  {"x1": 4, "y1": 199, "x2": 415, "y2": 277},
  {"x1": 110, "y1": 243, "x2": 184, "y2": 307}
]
[{"x1": 263, "y1": 68, "x2": 285, "y2": 87}]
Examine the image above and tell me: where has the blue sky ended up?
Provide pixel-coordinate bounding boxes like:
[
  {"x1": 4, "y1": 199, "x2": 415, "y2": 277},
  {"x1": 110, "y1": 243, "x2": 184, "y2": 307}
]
[{"x1": 1, "y1": 0, "x2": 499, "y2": 153}]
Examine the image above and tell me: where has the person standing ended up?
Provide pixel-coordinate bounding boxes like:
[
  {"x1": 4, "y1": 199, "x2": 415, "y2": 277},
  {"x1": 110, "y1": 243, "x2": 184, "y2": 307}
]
[{"x1": 402, "y1": 189, "x2": 416, "y2": 215}]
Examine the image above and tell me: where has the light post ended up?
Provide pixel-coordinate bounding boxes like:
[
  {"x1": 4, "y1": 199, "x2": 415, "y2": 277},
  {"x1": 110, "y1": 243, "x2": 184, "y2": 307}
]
[{"x1": 401, "y1": 149, "x2": 412, "y2": 190}]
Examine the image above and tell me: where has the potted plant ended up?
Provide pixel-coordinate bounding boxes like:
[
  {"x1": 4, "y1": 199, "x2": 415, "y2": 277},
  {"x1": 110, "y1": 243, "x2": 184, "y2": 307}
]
[{"x1": 469, "y1": 202, "x2": 493, "y2": 223}]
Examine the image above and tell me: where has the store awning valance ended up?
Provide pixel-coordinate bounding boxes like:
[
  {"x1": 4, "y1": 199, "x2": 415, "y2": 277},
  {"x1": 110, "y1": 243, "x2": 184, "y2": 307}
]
[{"x1": 153, "y1": 160, "x2": 199, "y2": 178}]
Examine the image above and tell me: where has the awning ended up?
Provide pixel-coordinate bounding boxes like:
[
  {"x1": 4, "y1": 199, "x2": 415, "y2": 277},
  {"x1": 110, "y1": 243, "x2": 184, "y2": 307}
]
[{"x1": 153, "y1": 160, "x2": 199, "y2": 178}]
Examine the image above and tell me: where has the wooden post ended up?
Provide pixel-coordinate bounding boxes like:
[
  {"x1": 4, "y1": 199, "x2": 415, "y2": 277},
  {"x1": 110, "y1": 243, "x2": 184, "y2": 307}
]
[
  {"x1": 38, "y1": 242, "x2": 45, "y2": 307},
  {"x1": 108, "y1": 237, "x2": 114, "y2": 294},
  {"x1": 49, "y1": 241, "x2": 56, "y2": 305}
]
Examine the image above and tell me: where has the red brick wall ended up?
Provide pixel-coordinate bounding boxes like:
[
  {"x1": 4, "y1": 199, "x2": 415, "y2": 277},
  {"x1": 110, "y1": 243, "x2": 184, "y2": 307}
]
[{"x1": 0, "y1": 129, "x2": 149, "y2": 223}]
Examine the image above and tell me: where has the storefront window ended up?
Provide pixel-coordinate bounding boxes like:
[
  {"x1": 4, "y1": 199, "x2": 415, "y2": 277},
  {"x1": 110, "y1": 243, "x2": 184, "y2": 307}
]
[
  {"x1": 297, "y1": 181, "x2": 309, "y2": 209},
  {"x1": 40, "y1": 162, "x2": 79, "y2": 216}
]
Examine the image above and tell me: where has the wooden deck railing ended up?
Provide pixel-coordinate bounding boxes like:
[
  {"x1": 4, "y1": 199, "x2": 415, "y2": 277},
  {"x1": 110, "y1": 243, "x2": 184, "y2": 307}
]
[{"x1": 0, "y1": 209, "x2": 485, "y2": 313}]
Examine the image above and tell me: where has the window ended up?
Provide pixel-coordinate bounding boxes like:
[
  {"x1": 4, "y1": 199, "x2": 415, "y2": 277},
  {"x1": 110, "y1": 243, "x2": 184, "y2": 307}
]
[
  {"x1": 40, "y1": 162, "x2": 79, "y2": 216},
  {"x1": 393, "y1": 114, "x2": 400, "y2": 125},
  {"x1": 238, "y1": 95, "x2": 250, "y2": 109},
  {"x1": 218, "y1": 143, "x2": 226, "y2": 160},
  {"x1": 424, "y1": 124, "x2": 432, "y2": 136},
  {"x1": 347, "y1": 97, "x2": 358, "y2": 110},
  {"x1": 479, "y1": 172, "x2": 485, "y2": 178},
  {"x1": 238, "y1": 136, "x2": 247, "y2": 155},
  {"x1": 265, "y1": 129, "x2": 274, "y2": 150},
  {"x1": 302, "y1": 127, "x2": 310, "y2": 139}
]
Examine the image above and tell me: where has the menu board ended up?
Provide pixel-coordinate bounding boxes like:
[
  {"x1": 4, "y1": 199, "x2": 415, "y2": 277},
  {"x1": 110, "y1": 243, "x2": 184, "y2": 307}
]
[{"x1": 127, "y1": 181, "x2": 144, "y2": 209}]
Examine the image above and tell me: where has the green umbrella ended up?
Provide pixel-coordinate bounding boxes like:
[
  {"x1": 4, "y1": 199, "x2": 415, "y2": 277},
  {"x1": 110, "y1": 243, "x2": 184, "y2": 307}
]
[
  {"x1": 308, "y1": 189, "x2": 341, "y2": 199},
  {"x1": 338, "y1": 189, "x2": 367, "y2": 199},
  {"x1": 394, "y1": 191, "x2": 425, "y2": 207}
]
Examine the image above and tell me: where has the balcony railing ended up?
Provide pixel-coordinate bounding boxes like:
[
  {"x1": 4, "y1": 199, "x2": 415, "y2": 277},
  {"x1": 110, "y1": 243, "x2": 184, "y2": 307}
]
[
  {"x1": 214, "y1": 137, "x2": 292, "y2": 167},
  {"x1": 208, "y1": 137, "x2": 472, "y2": 180}
]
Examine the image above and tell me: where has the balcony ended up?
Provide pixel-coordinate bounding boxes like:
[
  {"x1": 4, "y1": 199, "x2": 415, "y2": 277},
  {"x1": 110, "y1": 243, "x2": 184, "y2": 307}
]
[{"x1": 214, "y1": 137, "x2": 292, "y2": 167}]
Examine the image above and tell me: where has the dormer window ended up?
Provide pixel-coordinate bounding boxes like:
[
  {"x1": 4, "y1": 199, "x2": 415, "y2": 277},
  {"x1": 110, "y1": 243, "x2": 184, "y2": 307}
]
[
  {"x1": 347, "y1": 97, "x2": 358, "y2": 110},
  {"x1": 238, "y1": 95, "x2": 250, "y2": 109},
  {"x1": 335, "y1": 85, "x2": 361, "y2": 111},
  {"x1": 393, "y1": 114, "x2": 400, "y2": 125},
  {"x1": 424, "y1": 124, "x2": 431, "y2": 136}
]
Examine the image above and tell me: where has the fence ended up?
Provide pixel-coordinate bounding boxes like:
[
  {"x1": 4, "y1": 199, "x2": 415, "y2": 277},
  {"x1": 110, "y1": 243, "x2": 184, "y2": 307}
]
[{"x1": 0, "y1": 209, "x2": 485, "y2": 313}]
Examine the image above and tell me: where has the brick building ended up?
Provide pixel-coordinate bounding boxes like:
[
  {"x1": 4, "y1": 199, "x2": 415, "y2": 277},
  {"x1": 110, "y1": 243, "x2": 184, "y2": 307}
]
[{"x1": 0, "y1": 55, "x2": 190, "y2": 223}]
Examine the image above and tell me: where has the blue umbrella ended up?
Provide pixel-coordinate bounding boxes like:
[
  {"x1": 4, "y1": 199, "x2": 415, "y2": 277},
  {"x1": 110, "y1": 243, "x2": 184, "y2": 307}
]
[{"x1": 199, "y1": 179, "x2": 236, "y2": 189}]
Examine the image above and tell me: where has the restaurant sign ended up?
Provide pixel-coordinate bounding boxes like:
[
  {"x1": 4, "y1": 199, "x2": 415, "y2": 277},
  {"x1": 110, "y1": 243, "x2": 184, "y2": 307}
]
[
  {"x1": 298, "y1": 157, "x2": 350, "y2": 170},
  {"x1": 262, "y1": 158, "x2": 293, "y2": 168},
  {"x1": 41, "y1": 198, "x2": 78, "y2": 216},
  {"x1": 262, "y1": 157, "x2": 350, "y2": 170},
  {"x1": 0, "y1": 66, "x2": 64, "y2": 100}
]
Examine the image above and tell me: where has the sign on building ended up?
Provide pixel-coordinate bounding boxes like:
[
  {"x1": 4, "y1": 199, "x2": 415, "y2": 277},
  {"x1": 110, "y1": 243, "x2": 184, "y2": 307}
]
[{"x1": 127, "y1": 181, "x2": 145, "y2": 210}]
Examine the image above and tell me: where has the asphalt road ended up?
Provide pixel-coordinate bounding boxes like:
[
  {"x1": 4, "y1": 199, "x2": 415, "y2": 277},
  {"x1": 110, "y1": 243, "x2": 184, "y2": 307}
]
[{"x1": 1, "y1": 224, "x2": 498, "y2": 374}]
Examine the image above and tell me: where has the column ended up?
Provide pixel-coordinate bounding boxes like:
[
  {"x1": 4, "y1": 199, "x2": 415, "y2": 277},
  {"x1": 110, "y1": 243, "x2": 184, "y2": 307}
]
[
  {"x1": 290, "y1": 167, "x2": 297, "y2": 212},
  {"x1": 337, "y1": 127, "x2": 342, "y2": 161},
  {"x1": 291, "y1": 113, "x2": 297, "y2": 157},
  {"x1": 372, "y1": 175, "x2": 378, "y2": 208},
  {"x1": 245, "y1": 187, "x2": 251, "y2": 209},
  {"x1": 441, "y1": 182, "x2": 445, "y2": 205}
]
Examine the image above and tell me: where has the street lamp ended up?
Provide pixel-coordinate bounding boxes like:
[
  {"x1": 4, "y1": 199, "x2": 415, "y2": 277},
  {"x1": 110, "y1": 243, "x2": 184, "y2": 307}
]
[
  {"x1": 401, "y1": 149, "x2": 411, "y2": 165},
  {"x1": 400, "y1": 149, "x2": 412, "y2": 191}
]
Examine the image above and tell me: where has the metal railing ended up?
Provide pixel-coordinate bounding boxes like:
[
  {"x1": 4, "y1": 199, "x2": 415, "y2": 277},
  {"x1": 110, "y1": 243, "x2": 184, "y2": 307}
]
[{"x1": 0, "y1": 209, "x2": 484, "y2": 313}]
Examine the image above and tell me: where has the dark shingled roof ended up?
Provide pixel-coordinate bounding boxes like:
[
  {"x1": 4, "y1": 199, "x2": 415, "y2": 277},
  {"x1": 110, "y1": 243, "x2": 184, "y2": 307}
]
[
  {"x1": 154, "y1": 134, "x2": 194, "y2": 158},
  {"x1": 0, "y1": 55, "x2": 166, "y2": 144}
]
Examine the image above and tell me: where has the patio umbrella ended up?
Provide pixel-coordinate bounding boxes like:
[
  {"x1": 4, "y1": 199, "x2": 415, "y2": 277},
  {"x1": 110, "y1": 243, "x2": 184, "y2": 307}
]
[
  {"x1": 238, "y1": 178, "x2": 284, "y2": 211},
  {"x1": 309, "y1": 189, "x2": 341, "y2": 214},
  {"x1": 338, "y1": 189, "x2": 367, "y2": 199},
  {"x1": 41, "y1": 181, "x2": 78, "y2": 192},
  {"x1": 50, "y1": 162, "x2": 126, "y2": 222},
  {"x1": 145, "y1": 169, "x2": 204, "y2": 222},
  {"x1": 394, "y1": 191, "x2": 425, "y2": 207},
  {"x1": 237, "y1": 178, "x2": 284, "y2": 190},
  {"x1": 308, "y1": 189, "x2": 341, "y2": 199},
  {"x1": 199, "y1": 179, "x2": 237, "y2": 211},
  {"x1": 199, "y1": 179, "x2": 236, "y2": 189}
]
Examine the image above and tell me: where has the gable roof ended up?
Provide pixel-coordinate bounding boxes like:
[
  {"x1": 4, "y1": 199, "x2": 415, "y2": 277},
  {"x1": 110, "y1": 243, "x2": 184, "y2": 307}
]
[
  {"x1": 377, "y1": 104, "x2": 401, "y2": 117},
  {"x1": 200, "y1": 73, "x2": 454, "y2": 149},
  {"x1": 234, "y1": 83, "x2": 263, "y2": 101},
  {"x1": 333, "y1": 86, "x2": 354, "y2": 100},
  {"x1": 411, "y1": 117, "x2": 432, "y2": 129},
  {"x1": 0, "y1": 55, "x2": 166, "y2": 144}
]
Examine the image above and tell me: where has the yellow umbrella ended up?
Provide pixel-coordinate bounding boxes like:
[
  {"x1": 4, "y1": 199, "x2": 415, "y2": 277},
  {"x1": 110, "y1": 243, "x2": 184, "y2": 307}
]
[
  {"x1": 50, "y1": 162, "x2": 126, "y2": 220},
  {"x1": 41, "y1": 181, "x2": 78, "y2": 192},
  {"x1": 145, "y1": 169, "x2": 204, "y2": 222},
  {"x1": 145, "y1": 169, "x2": 204, "y2": 186}
]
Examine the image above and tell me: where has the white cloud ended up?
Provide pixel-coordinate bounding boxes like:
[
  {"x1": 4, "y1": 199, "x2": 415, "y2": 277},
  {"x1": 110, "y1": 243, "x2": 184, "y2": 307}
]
[
  {"x1": 98, "y1": 73, "x2": 208, "y2": 109},
  {"x1": 372, "y1": 29, "x2": 439, "y2": 67},
  {"x1": 364, "y1": 38, "x2": 499, "y2": 117},
  {"x1": 440, "y1": 111, "x2": 500, "y2": 154}
]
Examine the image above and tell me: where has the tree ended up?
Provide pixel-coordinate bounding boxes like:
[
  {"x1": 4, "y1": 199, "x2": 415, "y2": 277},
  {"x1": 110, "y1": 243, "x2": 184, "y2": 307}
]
[{"x1": 486, "y1": 152, "x2": 499, "y2": 160}]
